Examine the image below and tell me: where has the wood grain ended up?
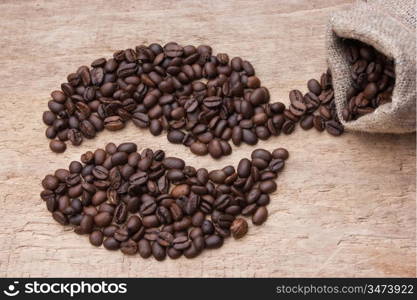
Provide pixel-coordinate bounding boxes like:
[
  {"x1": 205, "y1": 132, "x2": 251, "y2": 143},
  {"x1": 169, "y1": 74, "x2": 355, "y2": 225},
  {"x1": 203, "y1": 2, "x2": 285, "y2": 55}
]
[{"x1": 0, "y1": 0, "x2": 415, "y2": 277}]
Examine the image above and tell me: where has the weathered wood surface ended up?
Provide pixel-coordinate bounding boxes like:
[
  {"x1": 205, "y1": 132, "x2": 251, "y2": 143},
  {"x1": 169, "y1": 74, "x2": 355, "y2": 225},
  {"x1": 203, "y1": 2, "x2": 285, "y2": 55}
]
[{"x1": 0, "y1": 0, "x2": 415, "y2": 277}]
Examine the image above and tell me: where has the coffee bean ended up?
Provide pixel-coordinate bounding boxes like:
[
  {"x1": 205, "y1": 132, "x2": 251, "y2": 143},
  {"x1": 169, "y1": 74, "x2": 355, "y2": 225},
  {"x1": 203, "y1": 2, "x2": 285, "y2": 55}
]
[
  {"x1": 237, "y1": 158, "x2": 251, "y2": 178},
  {"x1": 89, "y1": 231, "x2": 104, "y2": 246},
  {"x1": 251, "y1": 149, "x2": 272, "y2": 162},
  {"x1": 120, "y1": 240, "x2": 138, "y2": 255},
  {"x1": 269, "y1": 159, "x2": 285, "y2": 172},
  {"x1": 282, "y1": 120, "x2": 295, "y2": 134},
  {"x1": 163, "y1": 157, "x2": 185, "y2": 169},
  {"x1": 78, "y1": 215, "x2": 93, "y2": 234},
  {"x1": 208, "y1": 170, "x2": 226, "y2": 184},
  {"x1": 313, "y1": 115, "x2": 325, "y2": 132},
  {"x1": 142, "y1": 215, "x2": 160, "y2": 228},
  {"x1": 205, "y1": 235, "x2": 223, "y2": 249},
  {"x1": 230, "y1": 218, "x2": 248, "y2": 239},
  {"x1": 138, "y1": 239, "x2": 152, "y2": 258},
  {"x1": 325, "y1": 120, "x2": 344, "y2": 136},
  {"x1": 208, "y1": 139, "x2": 223, "y2": 159},
  {"x1": 164, "y1": 42, "x2": 183, "y2": 57},
  {"x1": 149, "y1": 119, "x2": 163, "y2": 136},
  {"x1": 42, "y1": 175, "x2": 59, "y2": 190},
  {"x1": 94, "y1": 212, "x2": 112, "y2": 227},
  {"x1": 111, "y1": 152, "x2": 128, "y2": 165},
  {"x1": 52, "y1": 211, "x2": 68, "y2": 225},
  {"x1": 242, "y1": 129, "x2": 258, "y2": 145},
  {"x1": 307, "y1": 79, "x2": 322, "y2": 95},
  {"x1": 252, "y1": 206, "x2": 268, "y2": 225},
  {"x1": 152, "y1": 241, "x2": 166, "y2": 261},
  {"x1": 104, "y1": 116, "x2": 125, "y2": 131},
  {"x1": 157, "y1": 231, "x2": 174, "y2": 247},
  {"x1": 190, "y1": 142, "x2": 208, "y2": 155},
  {"x1": 259, "y1": 180, "x2": 277, "y2": 193},
  {"x1": 300, "y1": 114, "x2": 314, "y2": 130},
  {"x1": 49, "y1": 140, "x2": 67, "y2": 153},
  {"x1": 132, "y1": 112, "x2": 149, "y2": 128},
  {"x1": 43, "y1": 111, "x2": 57, "y2": 126},
  {"x1": 171, "y1": 184, "x2": 190, "y2": 198},
  {"x1": 51, "y1": 90, "x2": 67, "y2": 103}
]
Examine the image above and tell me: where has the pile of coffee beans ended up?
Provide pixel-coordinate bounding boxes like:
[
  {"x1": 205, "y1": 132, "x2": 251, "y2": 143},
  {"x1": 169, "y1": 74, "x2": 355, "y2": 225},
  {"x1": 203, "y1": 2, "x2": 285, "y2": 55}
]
[
  {"x1": 40, "y1": 142, "x2": 288, "y2": 259},
  {"x1": 43, "y1": 42, "x2": 347, "y2": 156},
  {"x1": 341, "y1": 39, "x2": 395, "y2": 121}
]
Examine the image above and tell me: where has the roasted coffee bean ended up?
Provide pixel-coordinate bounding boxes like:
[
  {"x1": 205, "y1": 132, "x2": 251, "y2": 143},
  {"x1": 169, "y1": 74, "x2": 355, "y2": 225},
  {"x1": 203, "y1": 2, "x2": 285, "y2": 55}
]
[
  {"x1": 208, "y1": 139, "x2": 223, "y2": 159},
  {"x1": 259, "y1": 180, "x2": 277, "y2": 193},
  {"x1": 205, "y1": 235, "x2": 223, "y2": 249},
  {"x1": 289, "y1": 101, "x2": 307, "y2": 117},
  {"x1": 43, "y1": 138, "x2": 285, "y2": 258},
  {"x1": 241, "y1": 203, "x2": 257, "y2": 216},
  {"x1": 214, "y1": 194, "x2": 232, "y2": 210},
  {"x1": 92, "y1": 166, "x2": 109, "y2": 180},
  {"x1": 171, "y1": 184, "x2": 190, "y2": 198},
  {"x1": 163, "y1": 157, "x2": 185, "y2": 169},
  {"x1": 114, "y1": 228, "x2": 129, "y2": 242},
  {"x1": 325, "y1": 120, "x2": 344, "y2": 136},
  {"x1": 190, "y1": 142, "x2": 208, "y2": 155},
  {"x1": 52, "y1": 211, "x2": 68, "y2": 225},
  {"x1": 42, "y1": 175, "x2": 59, "y2": 190},
  {"x1": 230, "y1": 218, "x2": 248, "y2": 239},
  {"x1": 242, "y1": 129, "x2": 258, "y2": 145},
  {"x1": 300, "y1": 114, "x2": 314, "y2": 130},
  {"x1": 103, "y1": 237, "x2": 120, "y2": 250},
  {"x1": 246, "y1": 188, "x2": 261, "y2": 204},
  {"x1": 77, "y1": 215, "x2": 94, "y2": 234},
  {"x1": 111, "y1": 152, "x2": 128, "y2": 166},
  {"x1": 142, "y1": 215, "x2": 160, "y2": 228},
  {"x1": 289, "y1": 90, "x2": 304, "y2": 104},
  {"x1": 152, "y1": 242, "x2": 166, "y2": 261},
  {"x1": 307, "y1": 79, "x2": 322, "y2": 95},
  {"x1": 269, "y1": 159, "x2": 285, "y2": 172},
  {"x1": 120, "y1": 240, "x2": 138, "y2": 255},
  {"x1": 44, "y1": 43, "x2": 307, "y2": 156},
  {"x1": 137, "y1": 239, "x2": 152, "y2": 258},
  {"x1": 282, "y1": 120, "x2": 295, "y2": 134},
  {"x1": 313, "y1": 115, "x2": 325, "y2": 132},
  {"x1": 43, "y1": 111, "x2": 57, "y2": 126},
  {"x1": 94, "y1": 212, "x2": 112, "y2": 227},
  {"x1": 251, "y1": 149, "x2": 272, "y2": 162},
  {"x1": 237, "y1": 158, "x2": 251, "y2": 178},
  {"x1": 157, "y1": 231, "x2": 174, "y2": 247},
  {"x1": 208, "y1": 170, "x2": 226, "y2": 184}
]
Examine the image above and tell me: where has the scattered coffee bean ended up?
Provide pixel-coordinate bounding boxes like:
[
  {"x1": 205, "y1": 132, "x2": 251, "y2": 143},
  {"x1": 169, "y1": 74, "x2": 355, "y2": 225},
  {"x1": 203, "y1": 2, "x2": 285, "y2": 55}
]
[{"x1": 43, "y1": 42, "x2": 325, "y2": 157}]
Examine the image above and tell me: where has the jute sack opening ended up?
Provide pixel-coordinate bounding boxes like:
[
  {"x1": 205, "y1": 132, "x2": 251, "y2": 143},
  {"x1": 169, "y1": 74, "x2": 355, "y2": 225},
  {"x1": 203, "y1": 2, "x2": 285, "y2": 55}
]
[{"x1": 326, "y1": 0, "x2": 416, "y2": 133}]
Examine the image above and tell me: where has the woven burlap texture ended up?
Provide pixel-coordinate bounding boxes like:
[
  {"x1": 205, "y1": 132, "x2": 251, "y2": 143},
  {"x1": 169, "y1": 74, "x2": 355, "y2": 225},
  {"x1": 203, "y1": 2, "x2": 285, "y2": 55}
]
[{"x1": 326, "y1": 0, "x2": 416, "y2": 133}]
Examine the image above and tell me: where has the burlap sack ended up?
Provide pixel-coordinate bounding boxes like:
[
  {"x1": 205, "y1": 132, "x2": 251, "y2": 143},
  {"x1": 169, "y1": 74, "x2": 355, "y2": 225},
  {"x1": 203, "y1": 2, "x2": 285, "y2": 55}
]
[{"x1": 326, "y1": 0, "x2": 416, "y2": 133}]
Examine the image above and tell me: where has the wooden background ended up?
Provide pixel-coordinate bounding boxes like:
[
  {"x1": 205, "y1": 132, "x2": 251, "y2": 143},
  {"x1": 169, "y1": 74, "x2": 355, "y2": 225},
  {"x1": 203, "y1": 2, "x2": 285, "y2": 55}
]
[{"x1": 0, "y1": 0, "x2": 415, "y2": 277}]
